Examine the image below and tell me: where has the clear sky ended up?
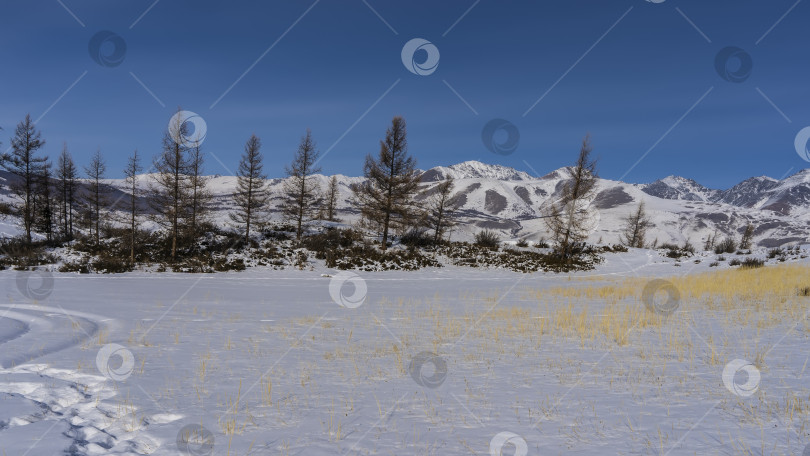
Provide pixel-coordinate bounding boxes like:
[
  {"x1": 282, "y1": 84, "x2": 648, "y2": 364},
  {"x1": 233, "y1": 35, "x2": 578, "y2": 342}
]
[{"x1": 1, "y1": 0, "x2": 808, "y2": 188}]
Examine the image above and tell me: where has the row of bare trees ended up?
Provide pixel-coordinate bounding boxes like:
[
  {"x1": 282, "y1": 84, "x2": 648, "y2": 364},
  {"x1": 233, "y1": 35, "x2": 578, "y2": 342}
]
[
  {"x1": 0, "y1": 112, "x2": 453, "y2": 259},
  {"x1": 0, "y1": 113, "x2": 271, "y2": 260},
  {"x1": 5, "y1": 112, "x2": 636, "y2": 259},
  {"x1": 0, "y1": 112, "x2": 664, "y2": 263}
]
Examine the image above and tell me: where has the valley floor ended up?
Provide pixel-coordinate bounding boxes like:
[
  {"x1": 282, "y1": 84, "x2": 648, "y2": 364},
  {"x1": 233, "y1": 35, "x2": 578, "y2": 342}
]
[{"x1": 0, "y1": 249, "x2": 809, "y2": 455}]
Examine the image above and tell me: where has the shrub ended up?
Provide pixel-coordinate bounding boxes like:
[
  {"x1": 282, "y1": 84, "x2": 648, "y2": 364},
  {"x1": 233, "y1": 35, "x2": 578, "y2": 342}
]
[
  {"x1": 325, "y1": 249, "x2": 337, "y2": 268},
  {"x1": 797, "y1": 286, "x2": 810, "y2": 297},
  {"x1": 661, "y1": 242, "x2": 692, "y2": 259},
  {"x1": 709, "y1": 261, "x2": 719, "y2": 267},
  {"x1": 516, "y1": 239, "x2": 529, "y2": 248},
  {"x1": 682, "y1": 240, "x2": 695, "y2": 254},
  {"x1": 0, "y1": 202, "x2": 17, "y2": 216},
  {"x1": 0, "y1": 238, "x2": 59, "y2": 269},
  {"x1": 263, "y1": 229, "x2": 291, "y2": 241},
  {"x1": 211, "y1": 258, "x2": 246, "y2": 272},
  {"x1": 91, "y1": 255, "x2": 134, "y2": 274},
  {"x1": 534, "y1": 238, "x2": 550, "y2": 249},
  {"x1": 329, "y1": 244, "x2": 441, "y2": 271},
  {"x1": 728, "y1": 258, "x2": 741, "y2": 266},
  {"x1": 739, "y1": 257, "x2": 764, "y2": 269},
  {"x1": 474, "y1": 230, "x2": 501, "y2": 249},
  {"x1": 59, "y1": 260, "x2": 91, "y2": 273},
  {"x1": 302, "y1": 228, "x2": 361, "y2": 253},
  {"x1": 435, "y1": 241, "x2": 603, "y2": 273},
  {"x1": 400, "y1": 228, "x2": 433, "y2": 248},
  {"x1": 714, "y1": 237, "x2": 736, "y2": 254},
  {"x1": 609, "y1": 244, "x2": 629, "y2": 253},
  {"x1": 294, "y1": 250, "x2": 308, "y2": 269}
]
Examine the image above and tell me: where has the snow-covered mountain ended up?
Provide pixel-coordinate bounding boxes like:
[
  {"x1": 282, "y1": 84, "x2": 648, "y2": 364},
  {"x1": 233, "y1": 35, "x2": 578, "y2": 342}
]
[
  {"x1": 420, "y1": 161, "x2": 533, "y2": 182},
  {"x1": 640, "y1": 176, "x2": 720, "y2": 202},
  {"x1": 244, "y1": 163, "x2": 810, "y2": 247},
  {"x1": 1, "y1": 161, "x2": 809, "y2": 248}
]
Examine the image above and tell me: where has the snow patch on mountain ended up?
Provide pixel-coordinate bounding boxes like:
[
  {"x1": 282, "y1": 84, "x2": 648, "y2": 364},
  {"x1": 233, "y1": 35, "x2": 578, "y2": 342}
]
[{"x1": 421, "y1": 161, "x2": 533, "y2": 182}]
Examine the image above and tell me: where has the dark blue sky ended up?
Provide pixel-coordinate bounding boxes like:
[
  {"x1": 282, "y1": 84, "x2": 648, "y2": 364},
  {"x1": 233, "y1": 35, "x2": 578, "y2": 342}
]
[{"x1": 1, "y1": 0, "x2": 808, "y2": 188}]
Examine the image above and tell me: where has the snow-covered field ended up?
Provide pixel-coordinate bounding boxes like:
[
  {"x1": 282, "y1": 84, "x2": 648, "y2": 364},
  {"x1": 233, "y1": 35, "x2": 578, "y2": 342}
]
[{"x1": 1, "y1": 249, "x2": 809, "y2": 455}]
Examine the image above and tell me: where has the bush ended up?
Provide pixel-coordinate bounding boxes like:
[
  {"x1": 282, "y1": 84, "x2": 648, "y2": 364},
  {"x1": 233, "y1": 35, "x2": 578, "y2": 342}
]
[
  {"x1": 59, "y1": 260, "x2": 91, "y2": 273},
  {"x1": 400, "y1": 228, "x2": 434, "y2": 248},
  {"x1": 714, "y1": 237, "x2": 736, "y2": 254},
  {"x1": 608, "y1": 244, "x2": 629, "y2": 253},
  {"x1": 211, "y1": 257, "x2": 246, "y2": 272},
  {"x1": 435, "y1": 241, "x2": 603, "y2": 273},
  {"x1": 301, "y1": 228, "x2": 361, "y2": 253},
  {"x1": 682, "y1": 240, "x2": 695, "y2": 254},
  {"x1": 474, "y1": 230, "x2": 501, "y2": 249},
  {"x1": 294, "y1": 250, "x2": 308, "y2": 269},
  {"x1": 0, "y1": 238, "x2": 59, "y2": 269},
  {"x1": 768, "y1": 247, "x2": 784, "y2": 259},
  {"x1": 709, "y1": 261, "x2": 719, "y2": 267},
  {"x1": 534, "y1": 238, "x2": 550, "y2": 249},
  {"x1": 661, "y1": 242, "x2": 693, "y2": 259},
  {"x1": 91, "y1": 255, "x2": 134, "y2": 274},
  {"x1": 739, "y1": 257, "x2": 764, "y2": 269},
  {"x1": 329, "y1": 244, "x2": 441, "y2": 271},
  {"x1": 797, "y1": 286, "x2": 810, "y2": 297},
  {"x1": 516, "y1": 239, "x2": 529, "y2": 248},
  {"x1": 0, "y1": 202, "x2": 17, "y2": 216},
  {"x1": 728, "y1": 258, "x2": 741, "y2": 266}
]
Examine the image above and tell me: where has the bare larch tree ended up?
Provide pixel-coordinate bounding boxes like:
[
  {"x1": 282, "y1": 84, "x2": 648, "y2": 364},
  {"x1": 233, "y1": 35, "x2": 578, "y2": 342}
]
[
  {"x1": 187, "y1": 142, "x2": 212, "y2": 244},
  {"x1": 425, "y1": 177, "x2": 457, "y2": 243},
  {"x1": 231, "y1": 134, "x2": 269, "y2": 245},
  {"x1": 281, "y1": 129, "x2": 321, "y2": 240},
  {"x1": 150, "y1": 116, "x2": 191, "y2": 261},
  {"x1": 323, "y1": 175, "x2": 340, "y2": 222},
  {"x1": 56, "y1": 143, "x2": 78, "y2": 240},
  {"x1": 352, "y1": 116, "x2": 420, "y2": 250},
  {"x1": 620, "y1": 200, "x2": 652, "y2": 248},
  {"x1": 84, "y1": 149, "x2": 107, "y2": 247},
  {"x1": 739, "y1": 223, "x2": 755, "y2": 250},
  {"x1": 1, "y1": 114, "x2": 47, "y2": 244},
  {"x1": 543, "y1": 135, "x2": 599, "y2": 259},
  {"x1": 124, "y1": 150, "x2": 142, "y2": 262},
  {"x1": 33, "y1": 164, "x2": 54, "y2": 241}
]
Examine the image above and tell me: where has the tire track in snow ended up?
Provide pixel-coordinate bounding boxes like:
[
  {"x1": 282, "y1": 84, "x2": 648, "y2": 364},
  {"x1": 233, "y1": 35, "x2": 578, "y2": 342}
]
[
  {"x1": 0, "y1": 305, "x2": 180, "y2": 454},
  {"x1": 0, "y1": 304, "x2": 108, "y2": 368}
]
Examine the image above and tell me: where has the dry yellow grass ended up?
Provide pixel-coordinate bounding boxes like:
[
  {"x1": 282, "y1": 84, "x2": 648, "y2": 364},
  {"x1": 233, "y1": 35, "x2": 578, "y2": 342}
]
[{"x1": 516, "y1": 263, "x2": 810, "y2": 348}]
